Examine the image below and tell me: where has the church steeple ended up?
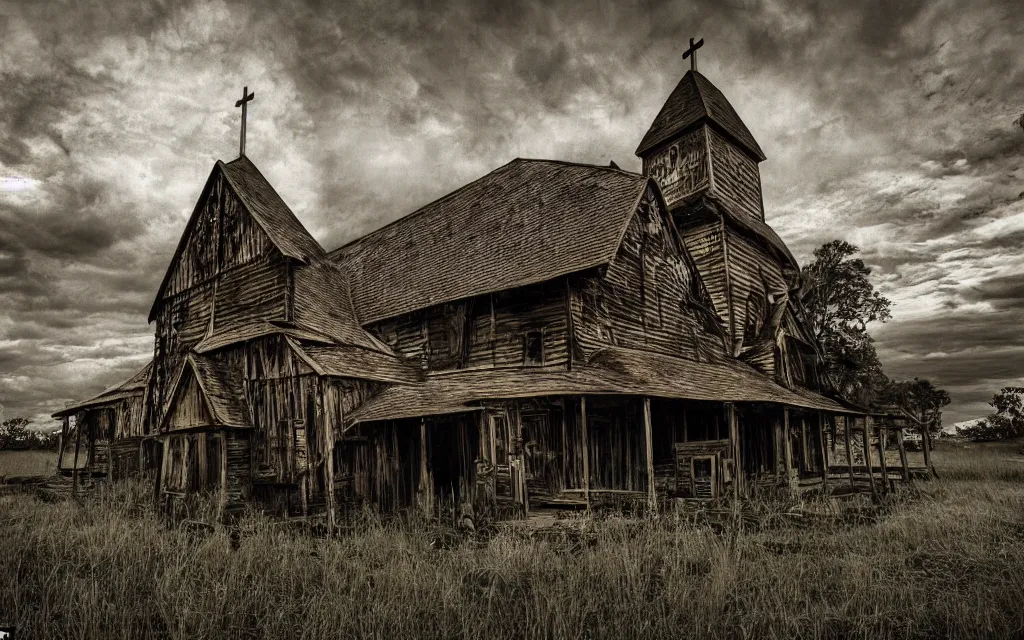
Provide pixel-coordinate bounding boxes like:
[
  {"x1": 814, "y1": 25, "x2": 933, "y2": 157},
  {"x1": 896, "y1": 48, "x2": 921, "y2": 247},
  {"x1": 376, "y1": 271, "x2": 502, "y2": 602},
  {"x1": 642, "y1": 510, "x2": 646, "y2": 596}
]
[{"x1": 637, "y1": 60, "x2": 766, "y2": 222}]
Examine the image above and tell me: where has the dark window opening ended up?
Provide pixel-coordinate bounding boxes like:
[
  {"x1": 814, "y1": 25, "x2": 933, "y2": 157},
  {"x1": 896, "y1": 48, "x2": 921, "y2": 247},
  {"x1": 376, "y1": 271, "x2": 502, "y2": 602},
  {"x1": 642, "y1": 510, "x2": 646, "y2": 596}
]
[{"x1": 524, "y1": 330, "x2": 544, "y2": 366}]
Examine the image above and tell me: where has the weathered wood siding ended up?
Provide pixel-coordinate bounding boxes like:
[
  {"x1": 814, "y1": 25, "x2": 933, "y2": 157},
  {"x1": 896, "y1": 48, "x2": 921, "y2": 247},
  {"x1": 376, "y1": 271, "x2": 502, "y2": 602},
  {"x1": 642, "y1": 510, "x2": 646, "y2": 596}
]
[
  {"x1": 166, "y1": 373, "x2": 212, "y2": 431},
  {"x1": 149, "y1": 170, "x2": 290, "y2": 431},
  {"x1": 677, "y1": 218, "x2": 728, "y2": 323},
  {"x1": 642, "y1": 126, "x2": 710, "y2": 210},
  {"x1": 708, "y1": 127, "x2": 763, "y2": 221},
  {"x1": 369, "y1": 281, "x2": 569, "y2": 372},
  {"x1": 571, "y1": 187, "x2": 723, "y2": 362}
]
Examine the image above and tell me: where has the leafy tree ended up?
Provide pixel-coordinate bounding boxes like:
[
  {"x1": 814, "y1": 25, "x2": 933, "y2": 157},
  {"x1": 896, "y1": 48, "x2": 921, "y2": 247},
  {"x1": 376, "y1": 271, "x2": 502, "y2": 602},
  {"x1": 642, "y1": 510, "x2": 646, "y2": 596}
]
[
  {"x1": 0, "y1": 418, "x2": 60, "y2": 450},
  {"x1": 881, "y1": 378, "x2": 952, "y2": 437},
  {"x1": 799, "y1": 240, "x2": 892, "y2": 403},
  {"x1": 958, "y1": 387, "x2": 1024, "y2": 441}
]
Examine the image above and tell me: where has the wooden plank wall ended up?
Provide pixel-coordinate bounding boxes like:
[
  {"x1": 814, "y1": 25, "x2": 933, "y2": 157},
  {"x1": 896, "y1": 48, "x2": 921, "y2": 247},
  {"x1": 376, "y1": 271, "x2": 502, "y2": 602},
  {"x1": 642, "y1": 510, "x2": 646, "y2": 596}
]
[
  {"x1": 707, "y1": 127, "x2": 763, "y2": 222},
  {"x1": 722, "y1": 230, "x2": 788, "y2": 358},
  {"x1": 571, "y1": 188, "x2": 723, "y2": 363},
  {"x1": 149, "y1": 170, "x2": 289, "y2": 433},
  {"x1": 369, "y1": 281, "x2": 569, "y2": 372}
]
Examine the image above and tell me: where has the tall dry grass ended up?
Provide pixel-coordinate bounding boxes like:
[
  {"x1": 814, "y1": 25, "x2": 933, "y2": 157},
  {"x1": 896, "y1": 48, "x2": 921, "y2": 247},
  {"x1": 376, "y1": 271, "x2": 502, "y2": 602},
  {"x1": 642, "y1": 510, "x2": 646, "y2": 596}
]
[{"x1": 1, "y1": 443, "x2": 1023, "y2": 639}]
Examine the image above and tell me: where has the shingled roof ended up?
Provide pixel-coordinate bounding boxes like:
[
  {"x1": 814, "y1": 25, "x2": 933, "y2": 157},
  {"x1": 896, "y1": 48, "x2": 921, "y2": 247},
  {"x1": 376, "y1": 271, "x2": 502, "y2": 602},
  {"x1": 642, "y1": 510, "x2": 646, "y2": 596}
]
[
  {"x1": 330, "y1": 159, "x2": 651, "y2": 324},
  {"x1": 220, "y1": 156, "x2": 325, "y2": 262},
  {"x1": 148, "y1": 156, "x2": 325, "y2": 322},
  {"x1": 161, "y1": 354, "x2": 251, "y2": 430},
  {"x1": 635, "y1": 70, "x2": 765, "y2": 161}
]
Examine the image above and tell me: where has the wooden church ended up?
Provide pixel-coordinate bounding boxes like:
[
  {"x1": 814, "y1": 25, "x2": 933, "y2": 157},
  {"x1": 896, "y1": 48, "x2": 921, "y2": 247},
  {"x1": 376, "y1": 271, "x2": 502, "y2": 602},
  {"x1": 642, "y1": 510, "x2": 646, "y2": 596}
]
[{"x1": 54, "y1": 49, "x2": 888, "y2": 523}]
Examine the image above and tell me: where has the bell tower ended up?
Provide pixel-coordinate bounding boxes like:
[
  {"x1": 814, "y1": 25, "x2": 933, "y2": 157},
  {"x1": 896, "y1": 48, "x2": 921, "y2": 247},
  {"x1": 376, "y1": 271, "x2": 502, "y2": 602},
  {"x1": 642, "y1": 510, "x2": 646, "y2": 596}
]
[{"x1": 637, "y1": 42, "x2": 805, "y2": 382}]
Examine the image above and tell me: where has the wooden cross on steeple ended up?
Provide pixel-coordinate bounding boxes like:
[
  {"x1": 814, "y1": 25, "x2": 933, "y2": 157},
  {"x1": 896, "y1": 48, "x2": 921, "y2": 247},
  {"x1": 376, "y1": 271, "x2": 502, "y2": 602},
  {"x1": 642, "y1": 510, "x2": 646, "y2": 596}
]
[
  {"x1": 682, "y1": 37, "x2": 704, "y2": 72},
  {"x1": 235, "y1": 86, "x2": 255, "y2": 157}
]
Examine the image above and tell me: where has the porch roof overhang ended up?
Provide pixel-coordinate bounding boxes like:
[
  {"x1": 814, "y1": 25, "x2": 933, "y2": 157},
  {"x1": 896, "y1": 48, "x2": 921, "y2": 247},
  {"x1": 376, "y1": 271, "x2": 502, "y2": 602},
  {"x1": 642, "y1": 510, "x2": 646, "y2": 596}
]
[{"x1": 346, "y1": 347, "x2": 859, "y2": 425}]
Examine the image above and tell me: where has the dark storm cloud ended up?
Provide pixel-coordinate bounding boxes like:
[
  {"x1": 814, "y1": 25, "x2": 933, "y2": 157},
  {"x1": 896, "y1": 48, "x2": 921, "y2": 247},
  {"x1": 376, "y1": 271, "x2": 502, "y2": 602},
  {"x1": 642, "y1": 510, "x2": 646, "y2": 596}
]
[{"x1": 1, "y1": 0, "x2": 1022, "y2": 426}]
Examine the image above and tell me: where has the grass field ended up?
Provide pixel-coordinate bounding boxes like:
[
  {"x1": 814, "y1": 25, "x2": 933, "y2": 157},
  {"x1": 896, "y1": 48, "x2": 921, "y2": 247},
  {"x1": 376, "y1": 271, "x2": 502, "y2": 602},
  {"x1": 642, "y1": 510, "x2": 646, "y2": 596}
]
[
  {"x1": 0, "y1": 449, "x2": 58, "y2": 478},
  {"x1": 1, "y1": 442, "x2": 1023, "y2": 639}
]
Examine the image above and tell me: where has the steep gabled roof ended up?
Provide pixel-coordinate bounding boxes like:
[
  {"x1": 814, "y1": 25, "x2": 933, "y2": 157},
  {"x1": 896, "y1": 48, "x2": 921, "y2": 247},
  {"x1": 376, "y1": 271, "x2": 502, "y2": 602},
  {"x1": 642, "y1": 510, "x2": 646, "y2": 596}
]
[
  {"x1": 161, "y1": 353, "x2": 251, "y2": 430},
  {"x1": 636, "y1": 70, "x2": 765, "y2": 161},
  {"x1": 148, "y1": 156, "x2": 324, "y2": 322},
  {"x1": 220, "y1": 156, "x2": 325, "y2": 261},
  {"x1": 329, "y1": 159, "x2": 651, "y2": 324},
  {"x1": 52, "y1": 360, "x2": 152, "y2": 417}
]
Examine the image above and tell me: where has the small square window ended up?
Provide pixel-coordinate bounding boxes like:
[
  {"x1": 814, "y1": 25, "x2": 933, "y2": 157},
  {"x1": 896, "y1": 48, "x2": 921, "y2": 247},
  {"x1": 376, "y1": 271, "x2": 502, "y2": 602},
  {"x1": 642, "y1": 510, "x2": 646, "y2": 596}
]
[{"x1": 523, "y1": 331, "x2": 544, "y2": 366}]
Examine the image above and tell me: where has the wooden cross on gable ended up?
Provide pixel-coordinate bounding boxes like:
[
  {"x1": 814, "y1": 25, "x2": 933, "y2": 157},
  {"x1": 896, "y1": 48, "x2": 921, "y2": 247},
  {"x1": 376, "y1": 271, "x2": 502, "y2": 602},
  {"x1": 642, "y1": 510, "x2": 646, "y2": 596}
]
[
  {"x1": 683, "y1": 37, "x2": 704, "y2": 72},
  {"x1": 235, "y1": 86, "x2": 255, "y2": 157}
]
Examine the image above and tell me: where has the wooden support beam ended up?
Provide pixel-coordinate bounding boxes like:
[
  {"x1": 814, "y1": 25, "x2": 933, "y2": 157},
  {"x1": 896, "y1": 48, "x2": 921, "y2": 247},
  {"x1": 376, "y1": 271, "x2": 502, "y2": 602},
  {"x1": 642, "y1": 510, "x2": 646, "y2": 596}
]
[
  {"x1": 773, "y1": 415, "x2": 784, "y2": 481},
  {"x1": 817, "y1": 412, "x2": 829, "y2": 492},
  {"x1": 320, "y1": 382, "x2": 336, "y2": 533},
  {"x1": 800, "y1": 417, "x2": 809, "y2": 476},
  {"x1": 726, "y1": 403, "x2": 740, "y2": 500},
  {"x1": 783, "y1": 407, "x2": 795, "y2": 491},
  {"x1": 642, "y1": 397, "x2": 656, "y2": 513},
  {"x1": 843, "y1": 416, "x2": 855, "y2": 486},
  {"x1": 920, "y1": 423, "x2": 935, "y2": 478},
  {"x1": 876, "y1": 424, "x2": 889, "y2": 492},
  {"x1": 580, "y1": 396, "x2": 590, "y2": 509},
  {"x1": 418, "y1": 418, "x2": 433, "y2": 516},
  {"x1": 72, "y1": 415, "x2": 83, "y2": 496},
  {"x1": 219, "y1": 433, "x2": 228, "y2": 521},
  {"x1": 896, "y1": 427, "x2": 912, "y2": 485},
  {"x1": 57, "y1": 416, "x2": 67, "y2": 471},
  {"x1": 860, "y1": 417, "x2": 877, "y2": 498}
]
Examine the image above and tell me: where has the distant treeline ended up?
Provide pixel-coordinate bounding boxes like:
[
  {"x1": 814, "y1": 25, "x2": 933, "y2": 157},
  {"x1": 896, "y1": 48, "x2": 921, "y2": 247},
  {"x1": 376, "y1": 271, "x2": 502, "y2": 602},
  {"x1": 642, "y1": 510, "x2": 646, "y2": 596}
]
[{"x1": 0, "y1": 418, "x2": 60, "y2": 451}]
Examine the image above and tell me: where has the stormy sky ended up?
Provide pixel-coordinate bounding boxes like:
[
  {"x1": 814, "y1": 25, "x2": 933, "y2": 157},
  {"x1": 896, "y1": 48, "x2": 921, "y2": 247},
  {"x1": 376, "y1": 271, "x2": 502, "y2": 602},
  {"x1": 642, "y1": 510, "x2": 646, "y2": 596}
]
[{"x1": 1, "y1": 0, "x2": 1022, "y2": 428}]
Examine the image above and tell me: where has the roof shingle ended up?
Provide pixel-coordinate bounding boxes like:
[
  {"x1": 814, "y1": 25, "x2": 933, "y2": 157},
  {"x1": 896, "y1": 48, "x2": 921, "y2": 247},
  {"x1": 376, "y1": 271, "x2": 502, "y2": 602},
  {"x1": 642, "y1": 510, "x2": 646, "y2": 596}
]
[
  {"x1": 330, "y1": 159, "x2": 650, "y2": 324},
  {"x1": 635, "y1": 70, "x2": 765, "y2": 161}
]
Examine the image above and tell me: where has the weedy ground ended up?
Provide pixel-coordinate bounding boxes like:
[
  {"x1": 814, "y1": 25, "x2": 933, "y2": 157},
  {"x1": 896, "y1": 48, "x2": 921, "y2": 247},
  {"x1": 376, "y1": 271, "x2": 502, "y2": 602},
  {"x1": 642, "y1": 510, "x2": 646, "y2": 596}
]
[{"x1": 1, "y1": 442, "x2": 1023, "y2": 639}]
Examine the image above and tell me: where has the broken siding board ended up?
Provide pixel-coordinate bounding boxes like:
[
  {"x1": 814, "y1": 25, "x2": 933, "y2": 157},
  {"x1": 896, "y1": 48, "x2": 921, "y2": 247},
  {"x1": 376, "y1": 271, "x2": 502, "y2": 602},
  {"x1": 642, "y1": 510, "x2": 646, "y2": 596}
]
[
  {"x1": 723, "y1": 230, "x2": 788, "y2": 357},
  {"x1": 212, "y1": 254, "x2": 289, "y2": 329}
]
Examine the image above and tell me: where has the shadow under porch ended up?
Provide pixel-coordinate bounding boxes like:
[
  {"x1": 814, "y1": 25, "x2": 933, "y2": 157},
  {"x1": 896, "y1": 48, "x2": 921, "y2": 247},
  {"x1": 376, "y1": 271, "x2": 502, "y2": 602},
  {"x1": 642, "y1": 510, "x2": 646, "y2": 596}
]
[{"x1": 336, "y1": 395, "x2": 856, "y2": 520}]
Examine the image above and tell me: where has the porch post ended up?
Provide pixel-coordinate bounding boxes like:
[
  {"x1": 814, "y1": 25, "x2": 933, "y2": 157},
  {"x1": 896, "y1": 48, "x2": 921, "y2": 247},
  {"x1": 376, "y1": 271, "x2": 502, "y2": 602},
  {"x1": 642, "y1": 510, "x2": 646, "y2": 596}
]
[
  {"x1": 72, "y1": 415, "x2": 83, "y2": 496},
  {"x1": 642, "y1": 397, "x2": 656, "y2": 513},
  {"x1": 580, "y1": 396, "x2": 590, "y2": 509},
  {"x1": 920, "y1": 422, "x2": 935, "y2": 478},
  {"x1": 726, "y1": 402, "x2": 740, "y2": 500},
  {"x1": 418, "y1": 418, "x2": 434, "y2": 515},
  {"x1": 817, "y1": 412, "x2": 829, "y2": 491},
  {"x1": 57, "y1": 416, "x2": 68, "y2": 471},
  {"x1": 319, "y1": 382, "x2": 336, "y2": 533},
  {"x1": 896, "y1": 425, "x2": 912, "y2": 484},
  {"x1": 876, "y1": 424, "x2": 889, "y2": 492},
  {"x1": 860, "y1": 417, "x2": 877, "y2": 498},
  {"x1": 219, "y1": 433, "x2": 228, "y2": 521},
  {"x1": 782, "y1": 407, "x2": 795, "y2": 492},
  {"x1": 843, "y1": 416, "x2": 855, "y2": 486}
]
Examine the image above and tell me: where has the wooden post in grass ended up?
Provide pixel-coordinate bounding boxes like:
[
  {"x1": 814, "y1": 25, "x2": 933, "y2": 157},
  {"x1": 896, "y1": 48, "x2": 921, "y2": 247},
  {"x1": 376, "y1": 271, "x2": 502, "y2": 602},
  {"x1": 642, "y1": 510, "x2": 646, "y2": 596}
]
[
  {"x1": 57, "y1": 416, "x2": 68, "y2": 471},
  {"x1": 876, "y1": 424, "x2": 889, "y2": 492},
  {"x1": 817, "y1": 412, "x2": 829, "y2": 491},
  {"x1": 643, "y1": 397, "x2": 657, "y2": 513},
  {"x1": 896, "y1": 426, "x2": 912, "y2": 484},
  {"x1": 843, "y1": 416, "x2": 855, "y2": 486},
  {"x1": 783, "y1": 407, "x2": 795, "y2": 493},
  {"x1": 860, "y1": 417, "x2": 876, "y2": 498},
  {"x1": 920, "y1": 422, "x2": 935, "y2": 478},
  {"x1": 72, "y1": 415, "x2": 83, "y2": 496},
  {"x1": 580, "y1": 396, "x2": 590, "y2": 509},
  {"x1": 726, "y1": 403, "x2": 741, "y2": 501}
]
